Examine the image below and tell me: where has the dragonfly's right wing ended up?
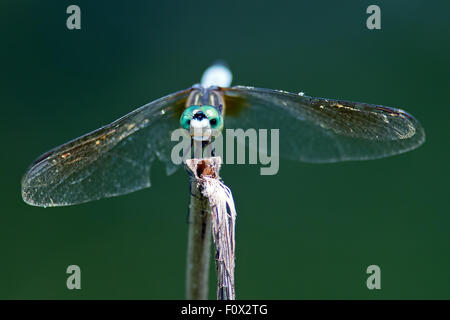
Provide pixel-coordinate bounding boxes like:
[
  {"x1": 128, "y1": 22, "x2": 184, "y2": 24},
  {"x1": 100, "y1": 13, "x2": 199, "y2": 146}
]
[
  {"x1": 221, "y1": 86, "x2": 425, "y2": 163},
  {"x1": 22, "y1": 88, "x2": 193, "y2": 207}
]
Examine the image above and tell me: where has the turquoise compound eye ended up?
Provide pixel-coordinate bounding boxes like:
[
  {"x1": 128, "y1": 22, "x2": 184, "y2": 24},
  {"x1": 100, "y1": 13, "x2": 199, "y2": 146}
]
[
  {"x1": 202, "y1": 106, "x2": 223, "y2": 131},
  {"x1": 180, "y1": 117, "x2": 190, "y2": 130},
  {"x1": 180, "y1": 106, "x2": 198, "y2": 130},
  {"x1": 179, "y1": 105, "x2": 223, "y2": 131}
]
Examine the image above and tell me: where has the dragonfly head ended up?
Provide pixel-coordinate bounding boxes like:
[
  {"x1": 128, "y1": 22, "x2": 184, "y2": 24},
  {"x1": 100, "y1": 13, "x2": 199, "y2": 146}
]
[{"x1": 180, "y1": 105, "x2": 223, "y2": 141}]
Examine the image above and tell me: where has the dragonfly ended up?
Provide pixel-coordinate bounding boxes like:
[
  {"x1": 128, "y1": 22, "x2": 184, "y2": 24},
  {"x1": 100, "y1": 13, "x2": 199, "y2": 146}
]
[{"x1": 21, "y1": 63, "x2": 425, "y2": 207}]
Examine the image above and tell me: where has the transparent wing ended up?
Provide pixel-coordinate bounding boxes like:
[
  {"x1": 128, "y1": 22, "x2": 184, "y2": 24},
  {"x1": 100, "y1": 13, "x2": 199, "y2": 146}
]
[
  {"x1": 22, "y1": 88, "x2": 193, "y2": 207},
  {"x1": 221, "y1": 86, "x2": 425, "y2": 162}
]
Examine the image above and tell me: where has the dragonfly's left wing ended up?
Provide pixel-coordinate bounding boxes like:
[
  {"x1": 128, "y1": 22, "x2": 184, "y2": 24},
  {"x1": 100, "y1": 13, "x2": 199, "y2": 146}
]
[
  {"x1": 22, "y1": 88, "x2": 192, "y2": 207},
  {"x1": 221, "y1": 86, "x2": 425, "y2": 163}
]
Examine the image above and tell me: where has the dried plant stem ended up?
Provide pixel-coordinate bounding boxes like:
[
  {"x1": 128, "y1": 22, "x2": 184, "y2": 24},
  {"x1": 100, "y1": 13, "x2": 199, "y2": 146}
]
[
  {"x1": 185, "y1": 172, "x2": 212, "y2": 300},
  {"x1": 184, "y1": 157, "x2": 236, "y2": 300},
  {"x1": 209, "y1": 181, "x2": 236, "y2": 300}
]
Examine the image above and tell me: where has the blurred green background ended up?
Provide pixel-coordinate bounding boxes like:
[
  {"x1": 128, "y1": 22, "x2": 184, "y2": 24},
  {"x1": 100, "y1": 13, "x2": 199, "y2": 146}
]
[{"x1": 0, "y1": 0, "x2": 449, "y2": 299}]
